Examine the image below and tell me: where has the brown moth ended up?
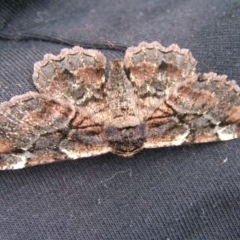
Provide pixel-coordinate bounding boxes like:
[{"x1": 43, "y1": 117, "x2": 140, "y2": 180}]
[{"x1": 0, "y1": 42, "x2": 240, "y2": 170}]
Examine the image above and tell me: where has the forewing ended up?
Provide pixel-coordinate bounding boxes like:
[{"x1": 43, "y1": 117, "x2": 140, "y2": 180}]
[
  {"x1": 144, "y1": 73, "x2": 240, "y2": 148},
  {"x1": 59, "y1": 107, "x2": 110, "y2": 160},
  {"x1": 0, "y1": 93, "x2": 74, "y2": 169},
  {"x1": 33, "y1": 46, "x2": 106, "y2": 115},
  {"x1": 0, "y1": 93, "x2": 109, "y2": 170}
]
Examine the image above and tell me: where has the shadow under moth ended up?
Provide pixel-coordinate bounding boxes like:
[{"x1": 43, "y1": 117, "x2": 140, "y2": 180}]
[{"x1": 0, "y1": 41, "x2": 239, "y2": 170}]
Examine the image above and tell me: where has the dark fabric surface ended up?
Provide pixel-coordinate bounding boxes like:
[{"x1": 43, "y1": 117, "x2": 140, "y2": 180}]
[{"x1": 0, "y1": 0, "x2": 240, "y2": 239}]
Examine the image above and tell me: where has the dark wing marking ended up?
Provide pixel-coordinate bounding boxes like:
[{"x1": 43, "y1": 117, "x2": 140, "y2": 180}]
[
  {"x1": 124, "y1": 41, "x2": 197, "y2": 120},
  {"x1": 33, "y1": 46, "x2": 106, "y2": 114},
  {"x1": 0, "y1": 93, "x2": 73, "y2": 169},
  {"x1": 1, "y1": 42, "x2": 240, "y2": 169},
  {"x1": 144, "y1": 72, "x2": 240, "y2": 148},
  {"x1": 0, "y1": 93, "x2": 109, "y2": 170}
]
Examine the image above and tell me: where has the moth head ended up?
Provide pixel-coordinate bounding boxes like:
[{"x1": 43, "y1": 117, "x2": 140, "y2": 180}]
[{"x1": 105, "y1": 124, "x2": 146, "y2": 157}]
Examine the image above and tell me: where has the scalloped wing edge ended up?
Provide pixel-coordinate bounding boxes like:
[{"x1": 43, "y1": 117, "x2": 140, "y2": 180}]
[
  {"x1": 32, "y1": 46, "x2": 106, "y2": 83},
  {"x1": 124, "y1": 41, "x2": 197, "y2": 70}
]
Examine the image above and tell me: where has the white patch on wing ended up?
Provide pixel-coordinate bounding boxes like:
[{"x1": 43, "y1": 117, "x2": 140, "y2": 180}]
[
  {"x1": 60, "y1": 147, "x2": 111, "y2": 159},
  {"x1": 11, "y1": 155, "x2": 27, "y2": 170},
  {"x1": 144, "y1": 127, "x2": 190, "y2": 148},
  {"x1": 215, "y1": 125, "x2": 238, "y2": 141}
]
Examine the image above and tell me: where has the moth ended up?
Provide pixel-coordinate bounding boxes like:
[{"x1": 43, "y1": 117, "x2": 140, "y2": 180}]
[{"x1": 0, "y1": 42, "x2": 240, "y2": 170}]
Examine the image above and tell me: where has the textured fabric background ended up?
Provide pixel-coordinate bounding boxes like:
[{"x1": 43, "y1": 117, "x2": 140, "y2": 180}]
[{"x1": 0, "y1": 0, "x2": 240, "y2": 239}]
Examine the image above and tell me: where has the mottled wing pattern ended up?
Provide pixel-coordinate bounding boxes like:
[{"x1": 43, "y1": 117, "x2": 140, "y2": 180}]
[
  {"x1": 0, "y1": 93, "x2": 73, "y2": 169},
  {"x1": 124, "y1": 41, "x2": 197, "y2": 119},
  {"x1": 124, "y1": 42, "x2": 240, "y2": 148},
  {"x1": 59, "y1": 107, "x2": 110, "y2": 160},
  {"x1": 0, "y1": 41, "x2": 240, "y2": 170},
  {"x1": 167, "y1": 73, "x2": 240, "y2": 143},
  {"x1": 0, "y1": 45, "x2": 111, "y2": 170},
  {"x1": 0, "y1": 92, "x2": 109, "y2": 170},
  {"x1": 33, "y1": 46, "x2": 106, "y2": 116}
]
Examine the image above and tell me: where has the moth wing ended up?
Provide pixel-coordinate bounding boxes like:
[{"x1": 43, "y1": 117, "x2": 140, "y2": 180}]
[
  {"x1": 0, "y1": 93, "x2": 109, "y2": 170},
  {"x1": 124, "y1": 41, "x2": 197, "y2": 120},
  {"x1": 144, "y1": 73, "x2": 240, "y2": 148},
  {"x1": 0, "y1": 93, "x2": 73, "y2": 169},
  {"x1": 59, "y1": 107, "x2": 110, "y2": 160},
  {"x1": 33, "y1": 46, "x2": 106, "y2": 115}
]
